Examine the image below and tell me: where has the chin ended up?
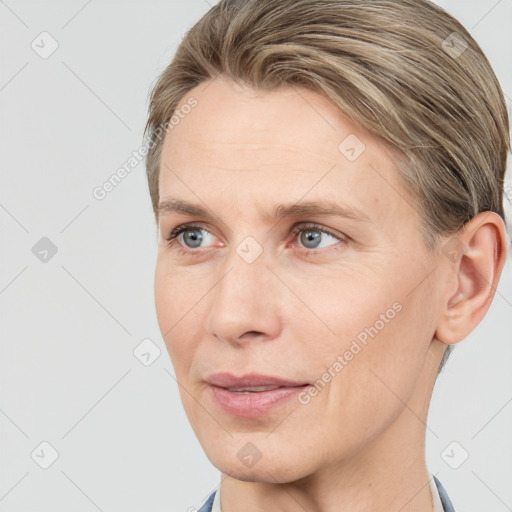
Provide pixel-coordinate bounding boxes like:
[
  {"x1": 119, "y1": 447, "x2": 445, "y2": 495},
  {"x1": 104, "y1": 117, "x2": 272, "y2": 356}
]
[
  {"x1": 215, "y1": 460, "x2": 309, "y2": 484},
  {"x1": 203, "y1": 439, "x2": 315, "y2": 484}
]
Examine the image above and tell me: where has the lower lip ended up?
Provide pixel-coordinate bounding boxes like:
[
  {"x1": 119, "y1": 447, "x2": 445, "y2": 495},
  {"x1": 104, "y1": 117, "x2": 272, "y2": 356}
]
[{"x1": 207, "y1": 384, "x2": 308, "y2": 418}]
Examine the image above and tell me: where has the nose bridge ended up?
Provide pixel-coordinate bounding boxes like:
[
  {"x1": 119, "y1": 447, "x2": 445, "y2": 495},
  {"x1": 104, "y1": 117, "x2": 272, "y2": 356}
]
[{"x1": 205, "y1": 241, "x2": 281, "y2": 344}]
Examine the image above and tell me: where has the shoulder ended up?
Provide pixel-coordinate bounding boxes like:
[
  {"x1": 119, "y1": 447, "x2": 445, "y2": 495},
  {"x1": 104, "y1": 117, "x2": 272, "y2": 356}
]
[{"x1": 197, "y1": 490, "x2": 217, "y2": 512}]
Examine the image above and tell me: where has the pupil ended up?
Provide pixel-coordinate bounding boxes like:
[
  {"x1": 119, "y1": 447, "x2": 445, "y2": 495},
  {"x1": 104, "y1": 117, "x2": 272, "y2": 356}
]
[
  {"x1": 301, "y1": 230, "x2": 321, "y2": 248},
  {"x1": 185, "y1": 229, "x2": 202, "y2": 248}
]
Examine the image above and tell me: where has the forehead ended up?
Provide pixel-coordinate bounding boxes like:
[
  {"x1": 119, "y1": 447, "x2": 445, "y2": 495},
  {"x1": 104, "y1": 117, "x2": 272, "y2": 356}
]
[
  {"x1": 158, "y1": 77, "x2": 416, "y2": 232},
  {"x1": 164, "y1": 77, "x2": 393, "y2": 165}
]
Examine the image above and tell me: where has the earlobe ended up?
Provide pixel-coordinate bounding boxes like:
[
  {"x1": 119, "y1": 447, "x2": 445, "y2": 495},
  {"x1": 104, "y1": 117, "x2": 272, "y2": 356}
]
[{"x1": 434, "y1": 211, "x2": 508, "y2": 346}]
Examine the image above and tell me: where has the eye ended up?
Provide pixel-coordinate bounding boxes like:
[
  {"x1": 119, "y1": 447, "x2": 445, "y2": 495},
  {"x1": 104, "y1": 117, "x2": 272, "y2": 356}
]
[
  {"x1": 290, "y1": 223, "x2": 345, "y2": 251},
  {"x1": 164, "y1": 222, "x2": 346, "y2": 254},
  {"x1": 165, "y1": 224, "x2": 216, "y2": 250}
]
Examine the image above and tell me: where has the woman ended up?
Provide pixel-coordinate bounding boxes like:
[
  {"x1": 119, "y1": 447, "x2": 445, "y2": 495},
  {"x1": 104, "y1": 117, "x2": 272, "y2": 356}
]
[{"x1": 144, "y1": 1, "x2": 509, "y2": 510}]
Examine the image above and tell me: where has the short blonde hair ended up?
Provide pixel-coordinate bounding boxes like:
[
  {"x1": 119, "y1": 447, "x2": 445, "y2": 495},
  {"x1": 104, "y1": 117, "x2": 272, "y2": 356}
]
[{"x1": 144, "y1": 0, "x2": 510, "y2": 369}]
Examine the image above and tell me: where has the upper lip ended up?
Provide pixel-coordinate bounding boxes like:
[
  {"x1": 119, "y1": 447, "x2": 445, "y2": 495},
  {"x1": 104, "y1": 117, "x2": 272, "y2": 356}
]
[{"x1": 205, "y1": 372, "x2": 309, "y2": 388}]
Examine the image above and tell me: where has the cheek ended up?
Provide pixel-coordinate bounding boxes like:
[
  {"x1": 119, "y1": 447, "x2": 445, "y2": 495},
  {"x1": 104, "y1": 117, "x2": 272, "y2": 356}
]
[
  {"x1": 329, "y1": 287, "x2": 432, "y2": 420},
  {"x1": 288, "y1": 265, "x2": 402, "y2": 356},
  {"x1": 154, "y1": 261, "x2": 200, "y2": 370},
  {"x1": 154, "y1": 263, "x2": 173, "y2": 341},
  {"x1": 299, "y1": 263, "x2": 432, "y2": 402}
]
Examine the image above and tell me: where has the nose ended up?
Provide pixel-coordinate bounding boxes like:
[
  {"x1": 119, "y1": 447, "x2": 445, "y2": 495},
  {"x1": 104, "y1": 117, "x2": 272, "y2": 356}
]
[{"x1": 204, "y1": 247, "x2": 283, "y2": 347}]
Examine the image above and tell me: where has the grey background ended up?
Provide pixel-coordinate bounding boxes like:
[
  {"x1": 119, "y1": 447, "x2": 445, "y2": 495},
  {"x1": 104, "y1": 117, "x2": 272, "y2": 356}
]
[{"x1": 1, "y1": 1, "x2": 511, "y2": 511}]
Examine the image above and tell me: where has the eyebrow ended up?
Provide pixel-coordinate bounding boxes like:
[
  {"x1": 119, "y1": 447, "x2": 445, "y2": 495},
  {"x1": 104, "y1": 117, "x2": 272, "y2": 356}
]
[{"x1": 158, "y1": 198, "x2": 373, "y2": 223}]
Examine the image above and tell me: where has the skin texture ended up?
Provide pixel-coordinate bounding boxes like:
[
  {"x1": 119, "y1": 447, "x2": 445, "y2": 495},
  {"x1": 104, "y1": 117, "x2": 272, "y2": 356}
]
[{"x1": 154, "y1": 77, "x2": 508, "y2": 512}]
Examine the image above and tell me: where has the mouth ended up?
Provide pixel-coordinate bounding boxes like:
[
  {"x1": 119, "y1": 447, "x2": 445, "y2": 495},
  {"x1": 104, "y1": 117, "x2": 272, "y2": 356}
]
[
  {"x1": 224, "y1": 385, "x2": 284, "y2": 393},
  {"x1": 204, "y1": 372, "x2": 310, "y2": 417},
  {"x1": 205, "y1": 371, "x2": 309, "y2": 388}
]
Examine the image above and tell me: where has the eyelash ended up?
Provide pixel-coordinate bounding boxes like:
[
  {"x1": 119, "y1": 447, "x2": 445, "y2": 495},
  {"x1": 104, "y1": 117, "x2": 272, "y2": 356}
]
[{"x1": 164, "y1": 222, "x2": 347, "y2": 255}]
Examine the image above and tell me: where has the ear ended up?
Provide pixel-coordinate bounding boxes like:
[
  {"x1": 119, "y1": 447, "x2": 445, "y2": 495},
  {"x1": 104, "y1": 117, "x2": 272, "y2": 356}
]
[{"x1": 435, "y1": 211, "x2": 509, "y2": 345}]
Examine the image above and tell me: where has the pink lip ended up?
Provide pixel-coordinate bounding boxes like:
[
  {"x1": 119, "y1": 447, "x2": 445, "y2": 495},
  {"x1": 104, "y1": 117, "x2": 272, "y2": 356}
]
[
  {"x1": 205, "y1": 372, "x2": 309, "y2": 418},
  {"x1": 205, "y1": 372, "x2": 308, "y2": 388}
]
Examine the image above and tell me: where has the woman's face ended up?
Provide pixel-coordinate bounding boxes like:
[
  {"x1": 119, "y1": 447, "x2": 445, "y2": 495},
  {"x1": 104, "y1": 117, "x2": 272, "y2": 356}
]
[{"x1": 154, "y1": 77, "x2": 447, "y2": 482}]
